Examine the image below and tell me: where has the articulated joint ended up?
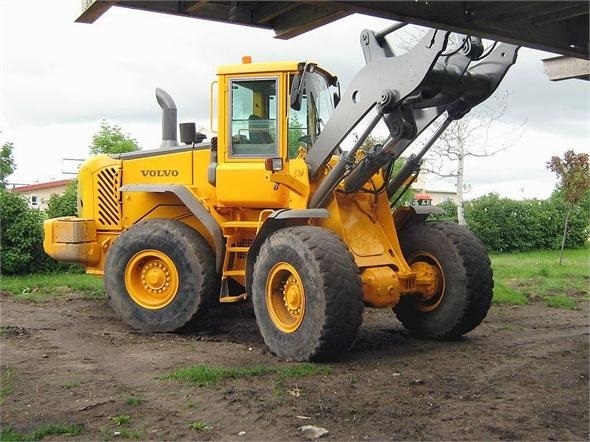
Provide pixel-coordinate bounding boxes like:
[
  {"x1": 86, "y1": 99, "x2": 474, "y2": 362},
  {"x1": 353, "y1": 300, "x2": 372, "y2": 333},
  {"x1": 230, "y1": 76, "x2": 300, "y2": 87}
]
[
  {"x1": 377, "y1": 89, "x2": 398, "y2": 111},
  {"x1": 361, "y1": 266, "x2": 417, "y2": 308}
]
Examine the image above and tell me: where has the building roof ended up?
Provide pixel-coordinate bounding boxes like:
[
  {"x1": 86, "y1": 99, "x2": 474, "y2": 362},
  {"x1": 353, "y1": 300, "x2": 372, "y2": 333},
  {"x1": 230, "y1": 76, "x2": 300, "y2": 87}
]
[
  {"x1": 77, "y1": 1, "x2": 589, "y2": 60},
  {"x1": 11, "y1": 179, "x2": 75, "y2": 193}
]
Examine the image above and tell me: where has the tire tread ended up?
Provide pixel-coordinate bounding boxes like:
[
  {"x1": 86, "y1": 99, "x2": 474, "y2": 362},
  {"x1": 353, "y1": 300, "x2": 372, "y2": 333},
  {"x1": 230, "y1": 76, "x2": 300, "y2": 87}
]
[
  {"x1": 252, "y1": 226, "x2": 364, "y2": 361},
  {"x1": 395, "y1": 221, "x2": 493, "y2": 339},
  {"x1": 104, "y1": 219, "x2": 218, "y2": 332}
]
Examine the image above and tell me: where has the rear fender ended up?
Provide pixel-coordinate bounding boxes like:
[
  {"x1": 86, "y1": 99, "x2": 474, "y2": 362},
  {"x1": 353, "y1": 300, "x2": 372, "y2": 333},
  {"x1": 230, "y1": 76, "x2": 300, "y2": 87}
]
[{"x1": 120, "y1": 184, "x2": 224, "y2": 271}]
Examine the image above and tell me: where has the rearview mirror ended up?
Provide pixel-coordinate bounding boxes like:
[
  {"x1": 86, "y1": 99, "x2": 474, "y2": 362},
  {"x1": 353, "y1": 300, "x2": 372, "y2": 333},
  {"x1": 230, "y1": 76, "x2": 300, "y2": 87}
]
[{"x1": 290, "y1": 73, "x2": 303, "y2": 111}]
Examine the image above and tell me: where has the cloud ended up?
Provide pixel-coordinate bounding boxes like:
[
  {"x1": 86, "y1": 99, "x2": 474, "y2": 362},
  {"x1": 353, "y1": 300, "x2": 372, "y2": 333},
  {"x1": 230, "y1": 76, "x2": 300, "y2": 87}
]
[
  {"x1": 1, "y1": 2, "x2": 398, "y2": 128},
  {"x1": 1, "y1": 1, "x2": 588, "y2": 197},
  {"x1": 500, "y1": 49, "x2": 590, "y2": 136}
]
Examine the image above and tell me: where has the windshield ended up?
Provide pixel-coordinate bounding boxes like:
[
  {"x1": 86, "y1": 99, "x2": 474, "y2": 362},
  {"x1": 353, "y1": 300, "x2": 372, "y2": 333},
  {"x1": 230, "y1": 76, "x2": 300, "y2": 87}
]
[{"x1": 288, "y1": 70, "x2": 335, "y2": 158}]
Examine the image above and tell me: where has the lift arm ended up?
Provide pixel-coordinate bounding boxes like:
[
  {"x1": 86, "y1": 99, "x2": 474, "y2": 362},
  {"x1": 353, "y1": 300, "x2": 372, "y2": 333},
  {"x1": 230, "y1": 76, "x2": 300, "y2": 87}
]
[{"x1": 306, "y1": 24, "x2": 519, "y2": 209}]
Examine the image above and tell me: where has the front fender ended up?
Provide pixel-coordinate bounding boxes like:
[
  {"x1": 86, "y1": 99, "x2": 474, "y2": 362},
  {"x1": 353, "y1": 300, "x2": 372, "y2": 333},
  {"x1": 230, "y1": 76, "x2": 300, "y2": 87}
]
[{"x1": 393, "y1": 205, "x2": 444, "y2": 231}]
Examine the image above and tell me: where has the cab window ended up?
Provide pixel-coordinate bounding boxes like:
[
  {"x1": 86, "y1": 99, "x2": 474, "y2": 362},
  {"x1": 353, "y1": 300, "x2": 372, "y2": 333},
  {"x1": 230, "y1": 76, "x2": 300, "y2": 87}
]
[
  {"x1": 230, "y1": 78, "x2": 278, "y2": 157},
  {"x1": 288, "y1": 97, "x2": 307, "y2": 158},
  {"x1": 287, "y1": 70, "x2": 335, "y2": 159}
]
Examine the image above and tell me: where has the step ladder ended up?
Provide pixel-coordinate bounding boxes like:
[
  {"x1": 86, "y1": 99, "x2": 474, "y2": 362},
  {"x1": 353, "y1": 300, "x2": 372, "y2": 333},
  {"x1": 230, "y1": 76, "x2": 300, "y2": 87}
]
[{"x1": 218, "y1": 220, "x2": 259, "y2": 303}]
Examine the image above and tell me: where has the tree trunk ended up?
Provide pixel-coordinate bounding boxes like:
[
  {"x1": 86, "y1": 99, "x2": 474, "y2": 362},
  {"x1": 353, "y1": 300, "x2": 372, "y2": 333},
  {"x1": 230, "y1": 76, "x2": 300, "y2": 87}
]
[
  {"x1": 559, "y1": 206, "x2": 572, "y2": 265},
  {"x1": 456, "y1": 143, "x2": 466, "y2": 226}
]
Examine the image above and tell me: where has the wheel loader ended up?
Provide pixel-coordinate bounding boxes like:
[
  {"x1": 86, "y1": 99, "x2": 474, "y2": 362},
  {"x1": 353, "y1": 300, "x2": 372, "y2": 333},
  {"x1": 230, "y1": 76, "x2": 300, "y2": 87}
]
[{"x1": 43, "y1": 24, "x2": 519, "y2": 361}]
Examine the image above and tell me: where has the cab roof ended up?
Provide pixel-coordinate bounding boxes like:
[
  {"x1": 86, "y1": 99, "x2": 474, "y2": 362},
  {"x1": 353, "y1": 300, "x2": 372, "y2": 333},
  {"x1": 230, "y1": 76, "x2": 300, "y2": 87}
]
[{"x1": 217, "y1": 59, "x2": 302, "y2": 75}]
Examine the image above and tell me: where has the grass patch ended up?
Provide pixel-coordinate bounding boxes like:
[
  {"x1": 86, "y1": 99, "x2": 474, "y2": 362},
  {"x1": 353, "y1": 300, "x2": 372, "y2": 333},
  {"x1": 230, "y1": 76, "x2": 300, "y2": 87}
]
[
  {"x1": 114, "y1": 429, "x2": 142, "y2": 439},
  {"x1": 125, "y1": 396, "x2": 144, "y2": 406},
  {"x1": 62, "y1": 380, "x2": 81, "y2": 390},
  {"x1": 491, "y1": 282, "x2": 528, "y2": 305},
  {"x1": 160, "y1": 365, "x2": 274, "y2": 386},
  {"x1": 544, "y1": 294, "x2": 577, "y2": 310},
  {"x1": 0, "y1": 368, "x2": 14, "y2": 406},
  {"x1": 276, "y1": 363, "x2": 330, "y2": 378},
  {"x1": 490, "y1": 247, "x2": 589, "y2": 308},
  {"x1": 189, "y1": 421, "x2": 211, "y2": 432},
  {"x1": 159, "y1": 363, "x2": 331, "y2": 387},
  {"x1": 29, "y1": 423, "x2": 84, "y2": 440},
  {"x1": 1, "y1": 423, "x2": 84, "y2": 441},
  {"x1": 99, "y1": 427, "x2": 142, "y2": 440},
  {"x1": 1, "y1": 273, "x2": 104, "y2": 301},
  {"x1": 185, "y1": 399, "x2": 199, "y2": 409},
  {"x1": 0, "y1": 428, "x2": 22, "y2": 441},
  {"x1": 111, "y1": 415, "x2": 131, "y2": 426}
]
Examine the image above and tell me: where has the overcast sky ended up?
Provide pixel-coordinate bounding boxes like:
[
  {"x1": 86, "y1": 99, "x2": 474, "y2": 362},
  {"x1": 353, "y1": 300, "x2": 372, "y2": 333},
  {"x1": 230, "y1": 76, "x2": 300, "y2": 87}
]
[{"x1": 1, "y1": 0, "x2": 588, "y2": 200}]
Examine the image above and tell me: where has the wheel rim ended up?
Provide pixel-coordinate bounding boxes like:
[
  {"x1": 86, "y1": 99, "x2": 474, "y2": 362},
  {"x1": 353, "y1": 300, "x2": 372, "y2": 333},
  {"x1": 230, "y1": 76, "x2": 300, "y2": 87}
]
[
  {"x1": 408, "y1": 251, "x2": 445, "y2": 312},
  {"x1": 266, "y1": 263, "x2": 306, "y2": 333},
  {"x1": 125, "y1": 249, "x2": 180, "y2": 310}
]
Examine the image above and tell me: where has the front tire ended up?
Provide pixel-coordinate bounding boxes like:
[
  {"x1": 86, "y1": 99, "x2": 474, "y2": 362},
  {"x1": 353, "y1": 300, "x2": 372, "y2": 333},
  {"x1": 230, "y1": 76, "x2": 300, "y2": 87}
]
[
  {"x1": 104, "y1": 219, "x2": 218, "y2": 332},
  {"x1": 395, "y1": 222, "x2": 493, "y2": 339},
  {"x1": 252, "y1": 226, "x2": 364, "y2": 361}
]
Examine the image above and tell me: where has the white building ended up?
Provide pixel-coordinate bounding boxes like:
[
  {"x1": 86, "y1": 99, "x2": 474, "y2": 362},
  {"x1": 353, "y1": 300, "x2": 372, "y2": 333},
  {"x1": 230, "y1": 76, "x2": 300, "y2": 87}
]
[{"x1": 10, "y1": 179, "x2": 75, "y2": 211}]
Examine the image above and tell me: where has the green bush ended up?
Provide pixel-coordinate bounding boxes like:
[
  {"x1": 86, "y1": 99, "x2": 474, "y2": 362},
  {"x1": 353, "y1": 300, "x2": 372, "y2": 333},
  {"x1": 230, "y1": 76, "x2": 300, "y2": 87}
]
[
  {"x1": 46, "y1": 181, "x2": 78, "y2": 218},
  {"x1": 464, "y1": 192, "x2": 589, "y2": 253},
  {"x1": 466, "y1": 194, "x2": 531, "y2": 251},
  {"x1": 547, "y1": 189, "x2": 590, "y2": 248},
  {"x1": 432, "y1": 199, "x2": 458, "y2": 223},
  {"x1": 0, "y1": 190, "x2": 58, "y2": 274}
]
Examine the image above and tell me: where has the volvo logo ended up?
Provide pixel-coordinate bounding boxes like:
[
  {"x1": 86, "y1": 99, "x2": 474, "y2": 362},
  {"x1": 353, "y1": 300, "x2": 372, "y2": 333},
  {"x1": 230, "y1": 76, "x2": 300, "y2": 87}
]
[{"x1": 140, "y1": 169, "x2": 180, "y2": 177}]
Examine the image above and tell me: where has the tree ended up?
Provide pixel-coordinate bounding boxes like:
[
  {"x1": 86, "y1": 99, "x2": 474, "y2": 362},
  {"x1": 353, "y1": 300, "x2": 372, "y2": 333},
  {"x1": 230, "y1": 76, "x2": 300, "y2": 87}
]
[
  {"x1": 388, "y1": 155, "x2": 414, "y2": 207},
  {"x1": 396, "y1": 32, "x2": 523, "y2": 225},
  {"x1": 547, "y1": 150, "x2": 590, "y2": 264},
  {"x1": 90, "y1": 119, "x2": 139, "y2": 155},
  {"x1": 287, "y1": 115, "x2": 305, "y2": 158},
  {"x1": 0, "y1": 141, "x2": 16, "y2": 188},
  {"x1": 423, "y1": 92, "x2": 521, "y2": 225}
]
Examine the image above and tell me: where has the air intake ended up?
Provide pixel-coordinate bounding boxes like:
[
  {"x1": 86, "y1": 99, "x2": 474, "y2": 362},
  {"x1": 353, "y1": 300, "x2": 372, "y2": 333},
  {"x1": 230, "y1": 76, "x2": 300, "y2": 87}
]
[
  {"x1": 96, "y1": 166, "x2": 122, "y2": 228},
  {"x1": 155, "y1": 87, "x2": 178, "y2": 148}
]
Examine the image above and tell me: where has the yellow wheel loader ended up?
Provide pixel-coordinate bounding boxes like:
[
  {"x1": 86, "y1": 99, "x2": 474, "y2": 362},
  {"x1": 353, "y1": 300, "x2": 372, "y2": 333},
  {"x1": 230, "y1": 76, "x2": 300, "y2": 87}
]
[{"x1": 44, "y1": 24, "x2": 519, "y2": 361}]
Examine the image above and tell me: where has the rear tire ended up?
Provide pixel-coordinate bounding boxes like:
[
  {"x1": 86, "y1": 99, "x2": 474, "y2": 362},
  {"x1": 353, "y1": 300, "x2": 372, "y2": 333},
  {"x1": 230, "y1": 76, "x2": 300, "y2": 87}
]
[
  {"x1": 252, "y1": 226, "x2": 364, "y2": 361},
  {"x1": 395, "y1": 222, "x2": 493, "y2": 339},
  {"x1": 104, "y1": 219, "x2": 218, "y2": 332}
]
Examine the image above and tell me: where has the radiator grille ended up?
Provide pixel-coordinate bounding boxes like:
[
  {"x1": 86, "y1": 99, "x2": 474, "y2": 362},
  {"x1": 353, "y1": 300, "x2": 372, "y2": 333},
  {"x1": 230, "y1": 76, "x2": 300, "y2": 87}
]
[{"x1": 96, "y1": 167, "x2": 121, "y2": 227}]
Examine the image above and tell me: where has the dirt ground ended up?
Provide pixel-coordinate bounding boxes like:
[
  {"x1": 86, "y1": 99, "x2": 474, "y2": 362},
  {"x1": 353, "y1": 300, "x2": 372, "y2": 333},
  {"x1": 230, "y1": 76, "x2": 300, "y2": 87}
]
[{"x1": 1, "y1": 292, "x2": 588, "y2": 441}]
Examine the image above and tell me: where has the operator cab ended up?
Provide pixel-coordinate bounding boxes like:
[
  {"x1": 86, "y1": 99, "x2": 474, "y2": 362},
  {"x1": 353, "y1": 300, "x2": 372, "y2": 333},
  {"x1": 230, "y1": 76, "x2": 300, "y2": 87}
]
[{"x1": 215, "y1": 59, "x2": 339, "y2": 208}]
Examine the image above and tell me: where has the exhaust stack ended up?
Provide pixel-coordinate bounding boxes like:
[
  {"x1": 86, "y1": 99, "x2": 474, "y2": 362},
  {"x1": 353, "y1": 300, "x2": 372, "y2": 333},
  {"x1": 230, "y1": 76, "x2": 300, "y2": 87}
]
[{"x1": 155, "y1": 87, "x2": 178, "y2": 148}]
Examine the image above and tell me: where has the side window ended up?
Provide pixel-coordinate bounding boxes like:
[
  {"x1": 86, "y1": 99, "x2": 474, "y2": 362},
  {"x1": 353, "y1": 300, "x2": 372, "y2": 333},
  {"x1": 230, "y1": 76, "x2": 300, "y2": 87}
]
[{"x1": 230, "y1": 78, "x2": 278, "y2": 157}]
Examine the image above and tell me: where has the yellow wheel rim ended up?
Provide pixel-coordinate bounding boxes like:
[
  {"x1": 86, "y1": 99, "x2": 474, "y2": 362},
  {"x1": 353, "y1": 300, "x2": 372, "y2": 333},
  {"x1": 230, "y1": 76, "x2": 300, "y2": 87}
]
[
  {"x1": 266, "y1": 263, "x2": 305, "y2": 333},
  {"x1": 124, "y1": 249, "x2": 179, "y2": 310},
  {"x1": 408, "y1": 251, "x2": 445, "y2": 312}
]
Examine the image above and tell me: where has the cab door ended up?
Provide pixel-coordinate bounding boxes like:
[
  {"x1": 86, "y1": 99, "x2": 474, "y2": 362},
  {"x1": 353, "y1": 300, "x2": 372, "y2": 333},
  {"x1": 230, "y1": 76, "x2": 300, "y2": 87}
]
[{"x1": 216, "y1": 75, "x2": 288, "y2": 208}]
